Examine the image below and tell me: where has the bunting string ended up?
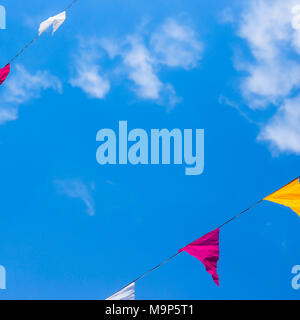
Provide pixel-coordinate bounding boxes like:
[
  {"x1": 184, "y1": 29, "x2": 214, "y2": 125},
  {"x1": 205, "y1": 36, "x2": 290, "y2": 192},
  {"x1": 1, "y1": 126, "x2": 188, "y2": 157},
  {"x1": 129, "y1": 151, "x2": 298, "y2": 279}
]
[
  {"x1": 64, "y1": 0, "x2": 79, "y2": 11},
  {"x1": 1, "y1": 2, "x2": 299, "y2": 300},
  {"x1": 6, "y1": 0, "x2": 79, "y2": 66},
  {"x1": 107, "y1": 175, "x2": 300, "y2": 299}
]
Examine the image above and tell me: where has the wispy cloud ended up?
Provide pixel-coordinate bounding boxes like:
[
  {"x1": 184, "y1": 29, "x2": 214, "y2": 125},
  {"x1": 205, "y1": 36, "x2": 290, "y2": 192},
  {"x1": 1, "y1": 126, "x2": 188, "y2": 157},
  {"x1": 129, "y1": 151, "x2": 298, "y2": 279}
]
[
  {"x1": 219, "y1": 95, "x2": 256, "y2": 124},
  {"x1": 232, "y1": 0, "x2": 300, "y2": 154},
  {"x1": 70, "y1": 38, "x2": 111, "y2": 99},
  {"x1": 258, "y1": 96, "x2": 300, "y2": 153},
  {"x1": 0, "y1": 108, "x2": 18, "y2": 125},
  {"x1": 54, "y1": 178, "x2": 95, "y2": 216},
  {"x1": 0, "y1": 64, "x2": 62, "y2": 124},
  {"x1": 71, "y1": 17, "x2": 203, "y2": 108},
  {"x1": 122, "y1": 35, "x2": 164, "y2": 100},
  {"x1": 150, "y1": 18, "x2": 203, "y2": 70}
]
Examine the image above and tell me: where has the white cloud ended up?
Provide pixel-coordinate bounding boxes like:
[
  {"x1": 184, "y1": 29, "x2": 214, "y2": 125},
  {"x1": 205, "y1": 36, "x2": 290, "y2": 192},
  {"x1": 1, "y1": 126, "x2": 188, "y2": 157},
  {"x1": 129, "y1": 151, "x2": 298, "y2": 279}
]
[
  {"x1": 100, "y1": 38, "x2": 120, "y2": 60},
  {"x1": 71, "y1": 17, "x2": 202, "y2": 108},
  {"x1": 234, "y1": 0, "x2": 300, "y2": 153},
  {"x1": 70, "y1": 39, "x2": 110, "y2": 99},
  {"x1": 123, "y1": 36, "x2": 163, "y2": 100},
  {"x1": 237, "y1": 0, "x2": 300, "y2": 108},
  {"x1": 258, "y1": 96, "x2": 300, "y2": 154},
  {"x1": 106, "y1": 34, "x2": 182, "y2": 108},
  {"x1": 0, "y1": 108, "x2": 18, "y2": 125},
  {"x1": 150, "y1": 18, "x2": 203, "y2": 70},
  {"x1": 55, "y1": 179, "x2": 95, "y2": 216},
  {"x1": 0, "y1": 64, "x2": 62, "y2": 124}
]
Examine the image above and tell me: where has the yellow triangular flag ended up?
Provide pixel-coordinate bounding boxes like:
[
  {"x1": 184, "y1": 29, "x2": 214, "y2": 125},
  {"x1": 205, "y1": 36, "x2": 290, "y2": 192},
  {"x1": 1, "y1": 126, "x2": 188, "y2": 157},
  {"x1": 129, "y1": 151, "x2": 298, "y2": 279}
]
[{"x1": 264, "y1": 178, "x2": 300, "y2": 216}]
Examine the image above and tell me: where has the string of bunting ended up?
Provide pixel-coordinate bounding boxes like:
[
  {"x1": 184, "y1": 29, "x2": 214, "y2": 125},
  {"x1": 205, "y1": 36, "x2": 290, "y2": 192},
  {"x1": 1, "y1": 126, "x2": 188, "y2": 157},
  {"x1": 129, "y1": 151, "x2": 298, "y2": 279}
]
[
  {"x1": 106, "y1": 176, "x2": 300, "y2": 300},
  {"x1": 0, "y1": 1, "x2": 300, "y2": 301},
  {"x1": 0, "y1": 0, "x2": 79, "y2": 85}
]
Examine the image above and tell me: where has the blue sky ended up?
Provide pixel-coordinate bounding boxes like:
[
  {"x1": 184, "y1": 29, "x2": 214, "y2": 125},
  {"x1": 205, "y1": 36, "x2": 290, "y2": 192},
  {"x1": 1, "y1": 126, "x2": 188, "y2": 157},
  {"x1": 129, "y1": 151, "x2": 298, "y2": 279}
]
[{"x1": 0, "y1": 0, "x2": 300, "y2": 300}]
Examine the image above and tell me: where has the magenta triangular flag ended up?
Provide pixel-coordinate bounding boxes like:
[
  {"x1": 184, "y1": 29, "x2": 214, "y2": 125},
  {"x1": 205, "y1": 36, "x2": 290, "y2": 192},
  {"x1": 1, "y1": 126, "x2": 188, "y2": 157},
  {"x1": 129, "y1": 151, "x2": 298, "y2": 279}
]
[
  {"x1": 179, "y1": 228, "x2": 220, "y2": 286},
  {"x1": 0, "y1": 64, "x2": 10, "y2": 85}
]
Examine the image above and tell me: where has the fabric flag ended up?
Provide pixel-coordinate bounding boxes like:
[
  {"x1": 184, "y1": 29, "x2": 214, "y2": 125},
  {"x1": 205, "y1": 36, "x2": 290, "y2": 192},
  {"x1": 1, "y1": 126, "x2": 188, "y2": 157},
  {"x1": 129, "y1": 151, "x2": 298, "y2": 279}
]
[
  {"x1": 179, "y1": 228, "x2": 220, "y2": 286},
  {"x1": 0, "y1": 64, "x2": 10, "y2": 86},
  {"x1": 38, "y1": 11, "x2": 66, "y2": 35},
  {"x1": 264, "y1": 178, "x2": 300, "y2": 216},
  {"x1": 106, "y1": 283, "x2": 135, "y2": 300}
]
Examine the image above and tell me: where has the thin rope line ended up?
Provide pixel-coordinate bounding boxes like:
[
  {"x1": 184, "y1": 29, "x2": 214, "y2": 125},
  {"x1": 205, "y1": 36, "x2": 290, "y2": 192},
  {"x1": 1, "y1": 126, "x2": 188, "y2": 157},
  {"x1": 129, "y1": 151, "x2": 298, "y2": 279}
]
[
  {"x1": 7, "y1": 35, "x2": 41, "y2": 65},
  {"x1": 107, "y1": 175, "x2": 300, "y2": 298},
  {"x1": 64, "y1": 0, "x2": 79, "y2": 11},
  {"x1": 107, "y1": 252, "x2": 180, "y2": 299},
  {"x1": 5, "y1": 0, "x2": 79, "y2": 66},
  {"x1": 218, "y1": 175, "x2": 300, "y2": 229},
  {"x1": 217, "y1": 200, "x2": 263, "y2": 229}
]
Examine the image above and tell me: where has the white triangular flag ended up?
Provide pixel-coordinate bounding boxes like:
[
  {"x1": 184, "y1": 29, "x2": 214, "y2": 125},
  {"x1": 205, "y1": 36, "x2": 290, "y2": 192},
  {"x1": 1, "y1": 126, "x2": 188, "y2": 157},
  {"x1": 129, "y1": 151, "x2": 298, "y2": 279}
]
[
  {"x1": 38, "y1": 11, "x2": 66, "y2": 35},
  {"x1": 106, "y1": 283, "x2": 135, "y2": 300}
]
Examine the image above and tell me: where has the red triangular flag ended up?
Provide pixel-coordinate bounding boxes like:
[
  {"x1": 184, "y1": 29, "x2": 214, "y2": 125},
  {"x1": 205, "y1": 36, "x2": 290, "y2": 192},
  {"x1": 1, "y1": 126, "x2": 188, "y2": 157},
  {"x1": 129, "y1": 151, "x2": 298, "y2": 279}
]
[
  {"x1": 0, "y1": 64, "x2": 10, "y2": 85},
  {"x1": 179, "y1": 228, "x2": 220, "y2": 286}
]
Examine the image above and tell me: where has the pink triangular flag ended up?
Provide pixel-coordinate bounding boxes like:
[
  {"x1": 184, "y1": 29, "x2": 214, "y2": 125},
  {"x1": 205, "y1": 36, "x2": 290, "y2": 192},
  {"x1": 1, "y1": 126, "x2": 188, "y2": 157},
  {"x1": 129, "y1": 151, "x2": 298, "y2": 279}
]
[
  {"x1": 179, "y1": 228, "x2": 220, "y2": 286},
  {"x1": 0, "y1": 64, "x2": 10, "y2": 85}
]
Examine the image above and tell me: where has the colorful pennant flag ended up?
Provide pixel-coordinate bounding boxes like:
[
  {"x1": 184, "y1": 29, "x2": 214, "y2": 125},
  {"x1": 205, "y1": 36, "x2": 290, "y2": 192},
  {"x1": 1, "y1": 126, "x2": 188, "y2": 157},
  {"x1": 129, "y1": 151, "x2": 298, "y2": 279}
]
[
  {"x1": 264, "y1": 178, "x2": 300, "y2": 216},
  {"x1": 179, "y1": 228, "x2": 220, "y2": 286},
  {"x1": 106, "y1": 283, "x2": 135, "y2": 300},
  {"x1": 1, "y1": 0, "x2": 298, "y2": 296},
  {"x1": 105, "y1": 177, "x2": 300, "y2": 297},
  {"x1": 38, "y1": 11, "x2": 66, "y2": 35},
  {"x1": 0, "y1": 64, "x2": 10, "y2": 86}
]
